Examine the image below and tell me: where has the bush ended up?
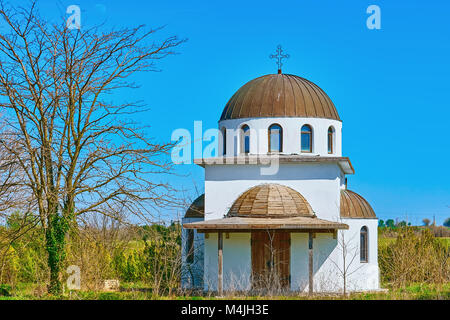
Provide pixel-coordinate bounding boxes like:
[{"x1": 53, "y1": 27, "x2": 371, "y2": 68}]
[
  {"x1": 379, "y1": 227, "x2": 449, "y2": 288},
  {"x1": 0, "y1": 284, "x2": 12, "y2": 297}
]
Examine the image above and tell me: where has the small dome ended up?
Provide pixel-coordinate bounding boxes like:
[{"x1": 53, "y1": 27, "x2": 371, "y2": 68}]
[
  {"x1": 340, "y1": 189, "x2": 376, "y2": 219},
  {"x1": 228, "y1": 184, "x2": 314, "y2": 218},
  {"x1": 184, "y1": 194, "x2": 204, "y2": 218},
  {"x1": 220, "y1": 74, "x2": 340, "y2": 121}
]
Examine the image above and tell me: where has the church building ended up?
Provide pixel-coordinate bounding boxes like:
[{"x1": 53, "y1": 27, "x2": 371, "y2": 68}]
[{"x1": 181, "y1": 51, "x2": 379, "y2": 294}]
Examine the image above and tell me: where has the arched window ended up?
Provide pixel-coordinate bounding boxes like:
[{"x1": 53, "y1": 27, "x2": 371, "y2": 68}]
[
  {"x1": 240, "y1": 124, "x2": 250, "y2": 154},
  {"x1": 268, "y1": 124, "x2": 282, "y2": 153},
  {"x1": 301, "y1": 125, "x2": 313, "y2": 153},
  {"x1": 328, "y1": 126, "x2": 334, "y2": 154},
  {"x1": 360, "y1": 226, "x2": 368, "y2": 263},
  {"x1": 221, "y1": 127, "x2": 227, "y2": 156}
]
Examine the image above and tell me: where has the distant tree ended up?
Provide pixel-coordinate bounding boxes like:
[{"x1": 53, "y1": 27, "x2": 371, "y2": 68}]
[
  {"x1": 444, "y1": 218, "x2": 450, "y2": 228},
  {"x1": 386, "y1": 219, "x2": 395, "y2": 228},
  {"x1": 378, "y1": 220, "x2": 385, "y2": 227},
  {"x1": 422, "y1": 218, "x2": 431, "y2": 226},
  {"x1": 396, "y1": 221, "x2": 408, "y2": 228}
]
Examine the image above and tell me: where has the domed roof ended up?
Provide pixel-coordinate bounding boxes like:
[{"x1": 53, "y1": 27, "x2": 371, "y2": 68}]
[
  {"x1": 184, "y1": 194, "x2": 204, "y2": 218},
  {"x1": 340, "y1": 189, "x2": 376, "y2": 219},
  {"x1": 227, "y1": 184, "x2": 314, "y2": 218},
  {"x1": 220, "y1": 74, "x2": 340, "y2": 121}
]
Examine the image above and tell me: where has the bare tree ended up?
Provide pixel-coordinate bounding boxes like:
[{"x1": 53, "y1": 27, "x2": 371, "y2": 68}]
[
  {"x1": 329, "y1": 230, "x2": 363, "y2": 296},
  {"x1": 422, "y1": 218, "x2": 431, "y2": 227},
  {"x1": 0, "y1": 1, "x2": 184, "y2": 293}
]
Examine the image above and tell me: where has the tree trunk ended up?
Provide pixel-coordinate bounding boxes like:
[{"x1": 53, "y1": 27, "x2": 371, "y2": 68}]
[
  {"x1": 343, "y1": 275, "x2": 347, "y2": 296},
  {"x1": 45, "y1": 211, "x2": 70, "y2": 295}
]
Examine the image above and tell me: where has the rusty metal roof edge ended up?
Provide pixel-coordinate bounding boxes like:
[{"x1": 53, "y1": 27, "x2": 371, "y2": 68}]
[{"x1": 218, "y1": 115, "x2": 343, "y2": 123}]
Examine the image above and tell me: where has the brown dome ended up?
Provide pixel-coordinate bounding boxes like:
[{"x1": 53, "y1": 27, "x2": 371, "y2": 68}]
[
  {"x1": 227, "y1": 184, "x2": 314, "y2": 218},
  {"x1": 184, "y1": 194, "x2": 204, "y2": 218},
  {"x1": 340, "y1": 189, "x2": 376, "y2": 219},
  {"x1": 220, "y1": 74, "x2": 340, "y2": 121}
]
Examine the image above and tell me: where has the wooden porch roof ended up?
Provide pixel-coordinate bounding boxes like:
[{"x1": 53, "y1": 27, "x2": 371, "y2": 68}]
[{"x1": 183, "y1": 216, "x2": 349, "y2": 232}]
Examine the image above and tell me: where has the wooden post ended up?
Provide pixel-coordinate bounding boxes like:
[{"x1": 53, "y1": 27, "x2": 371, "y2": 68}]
[
  {"x1": 218, "y1": 231, "x2": 223, "y2": 296},
  {"x1": 308, "y1": 232, "x2": 314, "y2": 295}
]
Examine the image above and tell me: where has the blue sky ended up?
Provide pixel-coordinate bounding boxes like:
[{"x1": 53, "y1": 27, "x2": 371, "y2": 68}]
[{"x1": 36, "y1": 0, "x2": 449, "y2": 225}]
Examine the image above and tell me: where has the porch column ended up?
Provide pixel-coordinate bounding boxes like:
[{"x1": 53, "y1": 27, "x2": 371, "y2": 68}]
[
  {"x1": 218, "y1": 231, "x2": 223, "y2": 296},
  {"x1": 308, "y1": 232, "x2": 314, "y2": 295}
]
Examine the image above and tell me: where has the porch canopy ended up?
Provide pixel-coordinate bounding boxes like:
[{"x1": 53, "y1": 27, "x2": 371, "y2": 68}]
[{"x1": 183, "y1": 215, "x2": 348, "y2": 233}]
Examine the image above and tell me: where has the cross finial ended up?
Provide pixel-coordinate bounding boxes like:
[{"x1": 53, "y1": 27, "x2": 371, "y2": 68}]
[{"x1": 270, "y1": 45, "x2": 289, "y2": 74}]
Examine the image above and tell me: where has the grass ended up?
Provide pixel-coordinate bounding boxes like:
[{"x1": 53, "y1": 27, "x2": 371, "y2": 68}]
[{"x1": 0, "y1": 282, "x2": 448, "y2": 300}]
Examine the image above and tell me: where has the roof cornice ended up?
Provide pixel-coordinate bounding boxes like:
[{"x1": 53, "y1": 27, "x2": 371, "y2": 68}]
[{"x1": 194, "y1": 155, "x2": 355, "y2": 174}]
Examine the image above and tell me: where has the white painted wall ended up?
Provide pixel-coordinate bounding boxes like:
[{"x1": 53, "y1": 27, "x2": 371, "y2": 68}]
[
  {"x1": 204, "y1": 163, "x2": 342, "y2": 221},
  {"x1": 291, "y1": 219, "x2": 379, "y2": 293},
  {"x1": 337, "y1": 218, "x2": 380, "y2": 291},
  {"x1": 203, "y1": 233, "x2": 252, "y2": 292},
  {"x1": 291, "y1": 232, "x2": 341, "y2": 292},
  {"x1": 219, "y1": 117, "x2": 342, "y2": 157},
  {"x1": 204, "y1": 233, "x2": 218, "y2": 291}
]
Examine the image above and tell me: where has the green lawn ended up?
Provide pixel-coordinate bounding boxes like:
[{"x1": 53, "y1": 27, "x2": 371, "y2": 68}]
[{"x1": 1, "y1": 282, "x2": 448, "y2": 300}]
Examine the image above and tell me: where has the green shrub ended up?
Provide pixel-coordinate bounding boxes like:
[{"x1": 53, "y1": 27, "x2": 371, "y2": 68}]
[
  {"x1": 379, "y1": 227, "x2": 449, "y2": 287},
  {"x1": 0, "y1": 284, "x2": 12, "y2": 297}
]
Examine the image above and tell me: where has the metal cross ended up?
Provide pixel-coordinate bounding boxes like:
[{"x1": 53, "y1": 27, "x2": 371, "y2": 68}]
[{"x1": 270, "y1": 45, "x2": 289, "y2": 74}]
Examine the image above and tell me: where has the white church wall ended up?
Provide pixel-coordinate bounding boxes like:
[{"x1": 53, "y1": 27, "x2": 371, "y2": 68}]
[
  {"x1": 203, "y1": 233, "x2": 251, "y2": 292},
  {"x1": 338, "y1": 218, "x2": 380, "y2": 291},
  {"x1": 181, "y1": 217, "x2": 205, "y2": 289},
  {"x1": 290, "y1": 233, "x2": 341, "y2": 292},
  {"x1": 204, "y1": 163, "x2": 342, "y2": 221},
  {"x1": 290, "y1": 233, "x2": 309, "y2": 291},
  {"x1": 311, "y1": 233, "x2": 344, "y2": 293},
  {"x1": 218, "y1": 117, "x2": 342, "y2": 157},
  {"x1": 204, "y1": 233, "x2": 218, "y2": 291},
  {"x1": 223, "y1": 233, "x2": 251, "y2": 291},
  {"x1": 291, "y1": 219, "x2": 379, "y2": 293}
]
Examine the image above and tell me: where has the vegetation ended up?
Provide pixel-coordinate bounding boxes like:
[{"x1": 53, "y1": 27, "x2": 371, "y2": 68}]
[
  {"x1": 0, "y1": 214, "x2": 182, "y2": 298},
  {"x1": 0, "y1": 221, "x2": 449, "y2": 300},
  {"x1": 444, "y1": 218, "x2": 450, "y2": 228},
  {"x1": 0, "y1": 1, "x2": 182, "y2": 294},
  {"x1": 379, "y1": 228, "x2": 449, "y2": 288}
]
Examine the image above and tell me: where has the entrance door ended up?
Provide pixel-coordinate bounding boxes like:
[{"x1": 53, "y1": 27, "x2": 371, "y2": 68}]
[{"x1": 251, "y1": 231, "x2": 290, "y2": 290}]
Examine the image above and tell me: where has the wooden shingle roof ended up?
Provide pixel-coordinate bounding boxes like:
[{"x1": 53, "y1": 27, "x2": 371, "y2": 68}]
[
  {"x1": 228, "y1": 184, "x2": 314, "y2": 218},
  {"x1": 220, "y1": 74, "x2": 340, "y2": 121},
  {"x1": 340, "y1": 189, "x2": 376, "y2": 219}
]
